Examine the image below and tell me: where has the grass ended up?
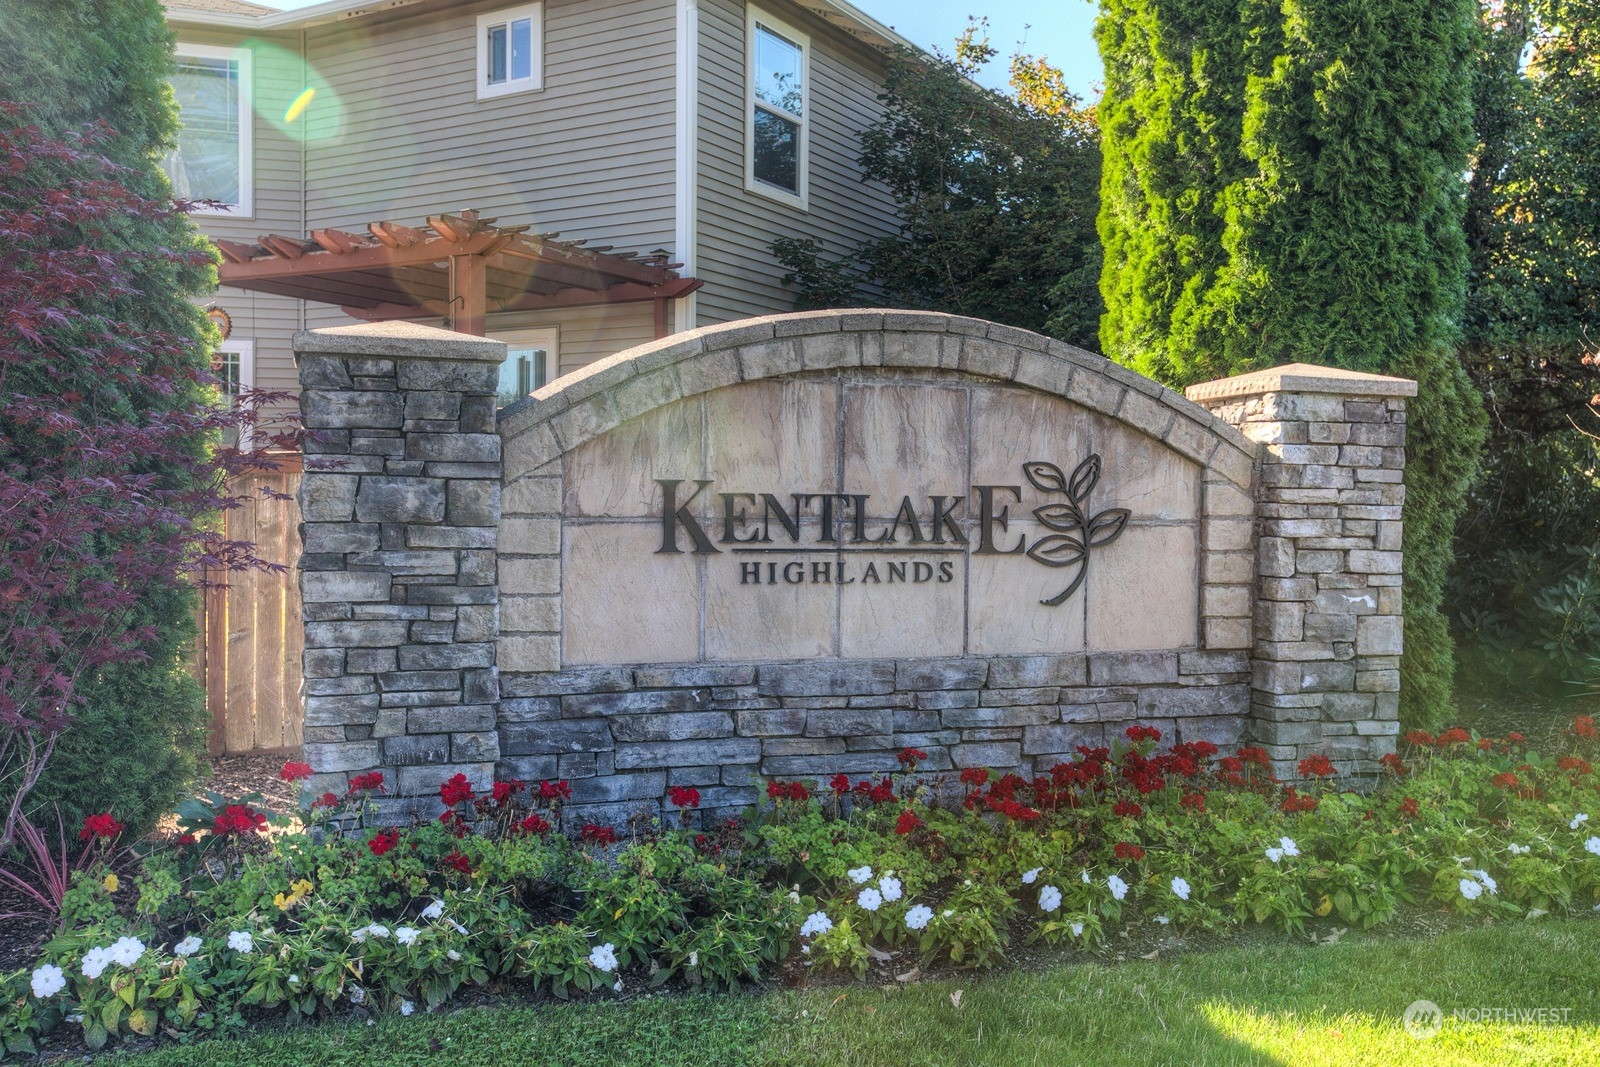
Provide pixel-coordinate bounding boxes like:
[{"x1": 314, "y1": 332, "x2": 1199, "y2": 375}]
[{"x1": 112, "y1": 918, "x2": 1600, "y2": 1067}]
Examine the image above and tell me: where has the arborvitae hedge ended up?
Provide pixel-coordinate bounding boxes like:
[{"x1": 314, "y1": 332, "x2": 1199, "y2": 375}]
[
  {"x1": 1097, "y1": 0, "x2": 1487, "y2": 727},
  {"x1": 0, "y1": 0, "x2": 215, "y2": 831}
]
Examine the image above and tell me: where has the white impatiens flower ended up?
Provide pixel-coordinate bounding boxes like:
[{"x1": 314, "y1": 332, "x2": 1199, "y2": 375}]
[
  {"x1": 1571, "y1": 814, "x2": 1589, "y2": 830},
  {"x1": 1586, "y1": 837, "x2": 1600, "y2": 857},
  {"x1": 421, "y1": 899, "x2": 445, "y2": 921},
  {"x1": 446, "y1": 950, "x2": 462, "y2": 962},
  {"x1": 879, "y1": 876, "x2": 903, "y2": 903},
  {"x1": 847, "y1": 865, "x2": 873, "y2": 885},
  {"x1": 1081, "y1": 870, "x2": 1091, "y2": 885},
  {"x1": 1459, "y1": 878, "x2": 1483, "y2": 901},
  {"x1": 689, "y1": 952, "x2": 699, "y2": 967},
  {"x1": 1507, "y1": 843, "x2": 1531, "y2": 856},
  {"x1": 1107, "y1": 875, "x2": 1128, "y2": 901},
  {"x1": 30, "y1": 964, "x2": 66, "y2": 999},
  {"x1": 1155, "y1": 915, "x2": 1170, "y2": 925},
  {"x1": 1279, "y1": 837, "x2": 1300, "y2": 858},
  {"x1": 227, "y1": 931, "x2": 254, "y2": 954},
  {"x1": 588, "y1": 943, "x2": 619, "y2": 973},
  {"x1": 173, "y1": 935, "x2": 202, "y2": 958},
  {"x1": 1069, "y1": 921, "x2": 1085, "y2": 938},
  {"x1": 395, "y1": 926, "x2": 421, "y2": 946},
  {"x1": 1265, "y1": 847, "x2": 1285, "y2": 864},
  {"x1": 857, "y1": 887, "x2": 884, "y2": 912},
  {"x1": 80, "y1": 947, "x2": 112, "y2": 981},
  {"x1": 1171, "y1": 877, "x2": 1192, "y2": 901},
  {"x1": 288, "y1": 975, "x2": 300, "y2": 985},
  {"x1": 1022, "y1": 867, "x2": 1041, "y2": 885},
  {"x1": 905, "y1": 905, "x2": 934, "y2": 931},
  {"x1": 400, "y1": 999, "x2": 416, "y2": 1016},
  {"x1": 1467, "y1": 870, "x2": 1498, "y2": 894},
  {"x1": 108, "y1": 936, "x2": 146, "y2": 968},
  {"x1": 800, "y1": 911, "x2": 833, "y2": 938},
  {"x1": 352, "y1": 923, "x2": 391, "y2": 943},
  {"x1": 347, "y1": 985, "x2": 366, "y2": 1005},
  {"x1": 1038, "y1": 885, "x2": 1062, "y2": 913}
]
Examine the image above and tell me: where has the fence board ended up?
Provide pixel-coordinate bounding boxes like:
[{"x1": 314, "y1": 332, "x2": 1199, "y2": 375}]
[{"x1": 194, "y1": 454, "x2": 304, "y2": 756}]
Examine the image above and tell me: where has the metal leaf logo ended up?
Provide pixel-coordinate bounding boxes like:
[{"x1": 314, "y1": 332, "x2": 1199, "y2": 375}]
[{"x1": 1023, "y1": 454, "x2": 1130, "y2": 606}]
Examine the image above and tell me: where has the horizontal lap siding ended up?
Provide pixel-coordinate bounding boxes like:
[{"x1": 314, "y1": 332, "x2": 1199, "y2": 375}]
[
  {"x1": 302, "y1": 0, "x2": 677, "y2": 260},
  {"x1": 694, "y1": 0, "x2": 899, "y2": 325},
  {"x1": 173, "y1": 26, "x2": 308, "y2": 398}
]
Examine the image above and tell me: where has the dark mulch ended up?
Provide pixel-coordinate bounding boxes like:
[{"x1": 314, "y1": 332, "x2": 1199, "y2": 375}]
[{"x1": 203, "y1": 752, "x2": 301, "y2": 812}]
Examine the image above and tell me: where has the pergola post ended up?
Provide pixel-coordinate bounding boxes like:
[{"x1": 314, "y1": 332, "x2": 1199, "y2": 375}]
[{"x1": 448, "y1": 252, "x2": 488, "y2": 337}]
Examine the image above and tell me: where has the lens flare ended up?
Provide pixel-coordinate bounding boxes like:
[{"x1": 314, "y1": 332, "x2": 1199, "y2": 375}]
[{"x1": 284, "y1": 87, "x2": 316, "y2": 124}]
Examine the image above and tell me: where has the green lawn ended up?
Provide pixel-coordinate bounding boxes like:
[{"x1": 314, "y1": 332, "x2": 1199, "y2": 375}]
[{"x1": 112, "y1": 919, "x2": 1600, "y2": 1067}]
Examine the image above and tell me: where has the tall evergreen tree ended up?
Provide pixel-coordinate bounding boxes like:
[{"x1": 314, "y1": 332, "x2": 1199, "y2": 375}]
[
  {"x1": 1097, "y1": 0, "x2": 1487, "y2": 726},
  {"x1": 0, "y1": 0, "x2": 217, "y2": 832}
]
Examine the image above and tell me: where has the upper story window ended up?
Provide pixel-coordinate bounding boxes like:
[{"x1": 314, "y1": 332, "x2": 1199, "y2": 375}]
[
  {"x1": 165, "y1": 44, "x2": 252, "y2": 216},
  {"x1": 746, "y1": 12, "x2": 809, "y2": 209},
  {"x1": 477, "y1": 3, "x2": 544, "y2": 99}
]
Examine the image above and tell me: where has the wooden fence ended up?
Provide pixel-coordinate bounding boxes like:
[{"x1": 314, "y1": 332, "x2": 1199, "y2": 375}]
[{"x1": 193, "y1": 455, "x2": 304, "y2": 756}]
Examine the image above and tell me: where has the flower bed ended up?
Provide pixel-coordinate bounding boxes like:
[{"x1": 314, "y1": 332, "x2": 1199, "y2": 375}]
[{"x1": 4, "y1": 719, "x2": 1600, "y2": 1056}]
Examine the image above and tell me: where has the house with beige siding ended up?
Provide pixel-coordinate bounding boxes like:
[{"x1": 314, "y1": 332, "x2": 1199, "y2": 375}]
[{"x1": 160, "y1": 0, "x2": 907, "y2": 401}]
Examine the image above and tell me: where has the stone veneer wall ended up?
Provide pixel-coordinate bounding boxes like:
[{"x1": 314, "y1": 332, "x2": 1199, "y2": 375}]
[{"x1": 293, "y1": 314, "x2": 1417, "y2": 822}]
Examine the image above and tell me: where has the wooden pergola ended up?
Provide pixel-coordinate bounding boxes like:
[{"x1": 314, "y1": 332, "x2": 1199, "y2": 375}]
[{"x1": 214, "y1": 209, "x2": 700, "y2": 338}]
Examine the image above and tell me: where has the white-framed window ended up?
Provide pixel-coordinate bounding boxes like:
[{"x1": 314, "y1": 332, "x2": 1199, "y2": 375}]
[
  {"x1": 477, "y1": 3, "x2": 544, "y2": 99},
  {"x1": 493, "y1": 328, "x2": 557, "y2": 406},
  {"x1": 213, "y1": 338, "x2": 255, "y2": 446},
  {"x1": 165, "y1": 44, "x2": 253, "y2": 216},
  {"x1": 745, "y1": 9, "x2": 809, "y2": 209}
]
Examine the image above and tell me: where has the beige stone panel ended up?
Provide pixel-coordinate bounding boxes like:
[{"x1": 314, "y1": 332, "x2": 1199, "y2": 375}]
[
  {"x1": 839, "y1": 554, "x2": 966, "y2": 658},
  {"x1": 968, "y1": 521, "x2": 1088, "y2": 655},
  {"x1": 1086, "y1": 525, "x2": 1199, "y2": 651},
  {"x1": 1088, "y1": 413, "x2": 1200, "y2": 522},
  {"x1": 703, "y1": 545, "x2": 836, "y2": 661},
  {"x1": 563, "y1": 397, "x2": 702, "y2": 519},
  {"x1": 705, "y1": 379, "x2": 839, "y2": 521},
  {"x1": 563, "y1": 522, "x2": 700, "y2": 665},
  {"x1": 968, "y1": 385, "x2": 1093, "y2": 489},
  {"x1": 843, "y1": 381, "x2": 968, "y2": 517}
]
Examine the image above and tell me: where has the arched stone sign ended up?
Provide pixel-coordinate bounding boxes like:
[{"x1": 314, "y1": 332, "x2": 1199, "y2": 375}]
[{"x1": 293, "y1": 312, "x2": 1415, "y2": 826}]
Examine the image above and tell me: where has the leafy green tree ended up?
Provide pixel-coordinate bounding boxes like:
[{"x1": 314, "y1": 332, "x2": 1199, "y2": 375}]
[
  {"x1": 1097, "y1": 0, "x2": 1487, "y2": 726},
  {"x1": 0, "y1": 0, "x2": 218, "y2": 834},
  {"x1": 774, "y1": 24, "x2": 1104, "y2": 347}
]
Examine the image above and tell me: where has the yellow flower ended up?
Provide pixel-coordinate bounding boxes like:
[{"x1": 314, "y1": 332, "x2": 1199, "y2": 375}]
[
  {"x1": 102, "y1": 873, "x2": 120, "y2": 893},
  {"x1": 274, "y1": 892, "x2": 291, "y2": 910},
  {"x1": 292, "y1": 879, "x2": 314, "y2": 896}
]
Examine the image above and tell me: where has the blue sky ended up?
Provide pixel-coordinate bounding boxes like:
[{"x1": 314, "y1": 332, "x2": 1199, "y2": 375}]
[{"x1": 258, "y1": 1, "x2": 1105, "y2": 99}]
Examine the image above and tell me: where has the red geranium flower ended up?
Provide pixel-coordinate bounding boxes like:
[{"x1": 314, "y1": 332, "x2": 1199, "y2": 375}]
[
  {"x1": 1477, "y1": 738, "x2": 1495, "y2": 752},
  {"x1": 829, "y1": 773, "x2": 851, "y2": 795},
  {"x1": 79, "y1": 812, "x2": 125, "y2": 841},
  {"x1": 580, "y1": 823, "x2": 617, "y2": 846},
  {"x1": 667, "y1": 785, "x2": 701, "y2": 809},
  {"x1": 1125, "y1": 724, "x2": 1162, "y2": 744},
  {"x1": 1399, "y1": 796, "x2": 1420, "y2": 818},
  {"x1": 213, "y1": 804, "x2": 268, "y2": 837},
  {"x1": 1180, "y1": 792, "x2": 1207, "y2": 813},
  {"x1": 1558, "y1": 756, "x2": 1593, "y2": 775},
  {"x1": 539, "y1": 779, "x2": 572, "y2": 802},
  {"x1": 368, "y1": 828, "x2": 400, "y2": 857},
  {"x1": 349, "y1": 771, "x2": 385, "y2": 794},
  {"x1": 1573, "y1": 716, "x2": 1597, "y2": 740},
  {"x1": 440, "y1": 773, "x2": 474, "y2": 807},
  {"x1": 1437, "y1": 727, "x2": 1471, "y2": 746},
  {"x1": 1297, "y1": 754, "x2": 1336, "y2": 778},
  {"x1": 442, "y1": 850, "x2": 472, "y2": 874},
  {"x1": 959, "y1": 767, "x2": 989, "y2": 788},
  {"x1": 1403, "y1": 730, "x2": 1436, "y2": 747},
  {"x1": 311, "y1": 791, "x2": 339, "y2": 810},
  {"x1": 279, "y1": 761, "x2": 314, "y2": 782},
  {"x1": 1114, "y1": 842, "x2": 1145, "y2": 862},
  {"x1": 1491, "y1": 771, "x2": 1520, "y2": 790},
  {"x1": 518, "y1": 813, "x2": 552, "y2": 835},
  {"x1": 1506, "y1": 732, "x2": 1527, "y2": 746},
  {"x1": 492, "y1": 779, "x2": 525, "y2": 805},
  {"x1": 896, "y1": 747, "x2": 928, "y2": 767},
  {"x1": 895, "y1": 808, "x2": 923, "y2": 835},
  {"x1": 438, "y1": 810, "x2": 469, "y2": 838},
  {"x1": 174, "y1": 833, "x2": 198, "y2": 847},
  {"x1": 1113, "y1": 800, "x2": 1143, "y2": 819},
  {"x1": 1280, "y1": 788, "x2": 1319, "y2": 813},
  {"x1": 1236, "y1": 746, "x2": 1271, "y2": 768},
  {"x1": 1379, "y1": 753, "x2": 1409, "y2": 776}
]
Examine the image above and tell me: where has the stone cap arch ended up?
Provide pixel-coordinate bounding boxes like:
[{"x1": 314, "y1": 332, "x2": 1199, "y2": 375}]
[{"x1": 497, "y1": 309, "x2": 1260, "y2": 489}]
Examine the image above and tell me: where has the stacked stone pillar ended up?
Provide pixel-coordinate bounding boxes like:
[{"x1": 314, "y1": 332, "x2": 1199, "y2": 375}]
[
  {"x1": 294, "y1": 322, "x2": 506, "y2": 816},
  {"x1": 1187, "y1": 364, "x2": 1416, "y2": 777}
]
